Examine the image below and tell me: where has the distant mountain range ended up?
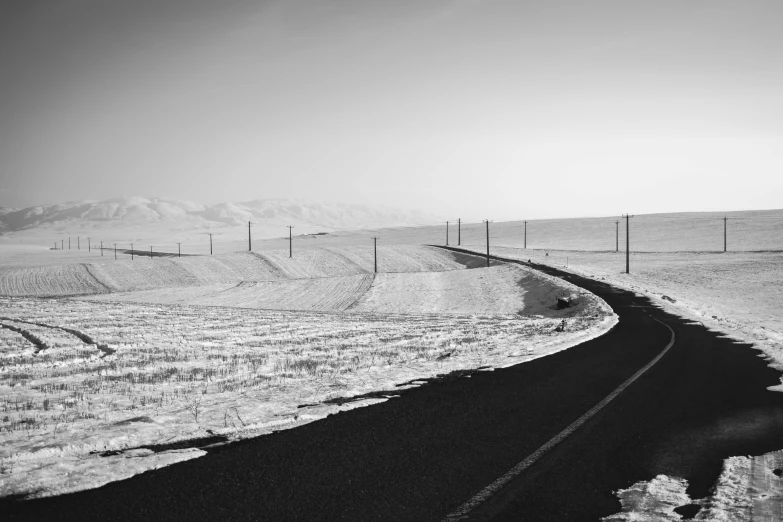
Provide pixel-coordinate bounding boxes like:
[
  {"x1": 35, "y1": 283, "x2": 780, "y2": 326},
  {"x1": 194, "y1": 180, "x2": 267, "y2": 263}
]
[{"x1": 0, "y1": 197, "x2": 441, "y2": 241}]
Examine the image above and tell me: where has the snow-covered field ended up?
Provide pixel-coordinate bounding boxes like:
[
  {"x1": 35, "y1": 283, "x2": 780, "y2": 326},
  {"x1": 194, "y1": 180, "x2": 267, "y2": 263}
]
[
  {"x1": 461, "y1": 244, "x2": 783, "y2": 520},
  {"x1": 0, "y1": 264, "x2": 110, "y2": 297},
  {"x1": 0, "y1": 245, "x2": 615, "y2": 499},
  {"x1": 84, "y1": 264, "x2": 561, "y2": 316},
  {"x1": 4, "y1": 207, "x2": 781, "y2": 514},
  {"x1": 84, "y1": 275, "x2": 376, "y2": 311},
  {"x1": 0, "y1": 245, "x2": 472, "y2": 296}
]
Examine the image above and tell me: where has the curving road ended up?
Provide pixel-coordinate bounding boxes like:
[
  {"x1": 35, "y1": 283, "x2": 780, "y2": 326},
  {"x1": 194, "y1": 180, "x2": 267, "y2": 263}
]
[{"x1": 7, "y1": 249, "x2": 783, "y2": 521}]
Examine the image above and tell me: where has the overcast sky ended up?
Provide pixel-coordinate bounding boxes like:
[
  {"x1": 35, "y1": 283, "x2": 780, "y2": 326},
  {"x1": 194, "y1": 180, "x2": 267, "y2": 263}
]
[{"x1": 1, "y1": 0, "x2": 781, "y2": 220}]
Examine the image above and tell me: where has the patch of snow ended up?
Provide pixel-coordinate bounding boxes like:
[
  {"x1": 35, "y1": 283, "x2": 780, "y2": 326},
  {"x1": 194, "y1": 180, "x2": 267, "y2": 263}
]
[
  {"x1": 602, "y1": 475, "x2": 691, "y2": 521},
  {"x1": 0, "y1": 447, "x2": 205, "y2": 499}
]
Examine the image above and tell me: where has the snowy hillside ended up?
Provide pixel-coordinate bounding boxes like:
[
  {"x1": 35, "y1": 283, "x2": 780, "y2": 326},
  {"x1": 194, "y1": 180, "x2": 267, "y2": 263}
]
[{"x1": 0, "y1": 197, "x2": 441, "y2": 242}]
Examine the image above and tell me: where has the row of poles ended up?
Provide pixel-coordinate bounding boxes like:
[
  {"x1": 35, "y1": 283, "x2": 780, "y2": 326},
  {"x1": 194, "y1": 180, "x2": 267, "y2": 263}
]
[
  {"x1": 445, "y1": 218, "x2": 532, "y2": 249},
  {"x1": 442, "y1": 218, "x2": 495, "y2": 269},
  {"x1": 52, "y1": 237, "x2": 188, "y2": 260},
  {"x1": 445, "y1": 216, "x2": 733, "y2": 274},
  {"x1": 618, "y1": 215, "x2": 729, "y2": 274},
  {"x1": 50, "y1": 222, "x2": 384, "y2": 272},
  {"x1": 52, "y1": 225, "x2": 226, "y2": 260},
  {"x1": 52, "y1": 234, "x2": 223, "y2": 261},
  {"x1": 52, "y1": 216, "x2": 735, "y2": 276}
]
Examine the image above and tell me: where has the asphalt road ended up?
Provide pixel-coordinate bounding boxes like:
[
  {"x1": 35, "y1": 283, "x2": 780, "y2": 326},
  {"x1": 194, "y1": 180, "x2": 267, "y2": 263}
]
[{"x1": 6, "y1": 250, "x2": 783, "y2": 521}]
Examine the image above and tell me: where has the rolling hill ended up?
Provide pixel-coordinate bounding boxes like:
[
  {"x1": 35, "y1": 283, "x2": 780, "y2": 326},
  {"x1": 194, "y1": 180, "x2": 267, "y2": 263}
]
[{"x1": 0, "y1": 197, "x2": 441, "y2": 244}]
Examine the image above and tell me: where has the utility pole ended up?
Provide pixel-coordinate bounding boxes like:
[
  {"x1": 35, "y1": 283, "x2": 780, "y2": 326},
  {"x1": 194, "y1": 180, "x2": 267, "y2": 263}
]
[
  {"x1": 209, "y1": 233, "x2": 213, "y2": 255},
  {"x1": 622, "y1": 214, "x2": 633, "y2": 274},
  {"x1": 371, "y1": 237, "x2": 378, "y2": 273},
  {"x1": 78, "y1": 237, "x2": 80, "y2": 250},
  {"x1": 69, "y1": 237, "x2": 71, "y2": 250},
  {"x1": 287, "y1": 226, "x2": 294, "y2": 258},
  {"x1": 615, "y1": 220, "x2": 620, "y2": 252},
  {"x1": 523, "y1": 220, "x2": 528, "y2": 249},
  {"x1": 247, "y1": 221, "x2": 253, "y2": 251},
  {"x1": 61, "y1": 239, "x2": 64, "y2": 250},
  {"x1": 457, "y1": 218, "x2": 461, "y2": 246},
  {"x1": 150, "y1": 246, "x2": 153, "y2": 259},
  {"x1": 114, "y1": 244, "x2": 117, "y2": 260},
  {"x1": 484, "y1": 220, "x2": 490, "y2": 268},
  {"x1": 100, "y1": 241, "x2": 103, "y2": 256},
  {"x1": 723, "y1": 216, "x2": 728, "y2": 252},
  {"x1": 446, "y1": 221, "x2": 449, "y2": 246},
  {"x1": 177, "y1": 243, "x2": 181, "y2": 257},
  {"x1": 131, "y1": 243, "x2": 134, "y2": 260},
  {"x1": 87, "y1": 238, "x2": 90, "y2": 252}
]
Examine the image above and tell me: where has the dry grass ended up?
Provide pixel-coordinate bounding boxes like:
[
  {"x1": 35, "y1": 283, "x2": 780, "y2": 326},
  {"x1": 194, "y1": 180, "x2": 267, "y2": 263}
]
[{"x1": 1, "y1": 295, "x2": 603, "y2": 462}]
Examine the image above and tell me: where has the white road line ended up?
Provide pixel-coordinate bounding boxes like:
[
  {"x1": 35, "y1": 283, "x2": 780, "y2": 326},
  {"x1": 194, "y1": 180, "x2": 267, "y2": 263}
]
[{"x1": 443, "y1": 316, "x2": 676, "y2": 521}]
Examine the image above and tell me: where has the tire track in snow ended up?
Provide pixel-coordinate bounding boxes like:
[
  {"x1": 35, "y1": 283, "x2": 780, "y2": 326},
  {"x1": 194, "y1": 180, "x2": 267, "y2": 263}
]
[
  {"x1": 0, "y1": 321, "x2": 48, "y2": 353},
  {"x1": 344, "y1": 273, "x2": 376, "y2": 311},
  {"x1": 81, "y1": 264, "x2": 114, "y2": 293},
  {"x1": 247, "y1": 251, "x2": 288, "y2": 279},
  {"x1": 0, "y1": 316, "x2": 115, "y2": 356},
  {"x1": 323, "y1": 247, "x2": 374, "y2": 274}
]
